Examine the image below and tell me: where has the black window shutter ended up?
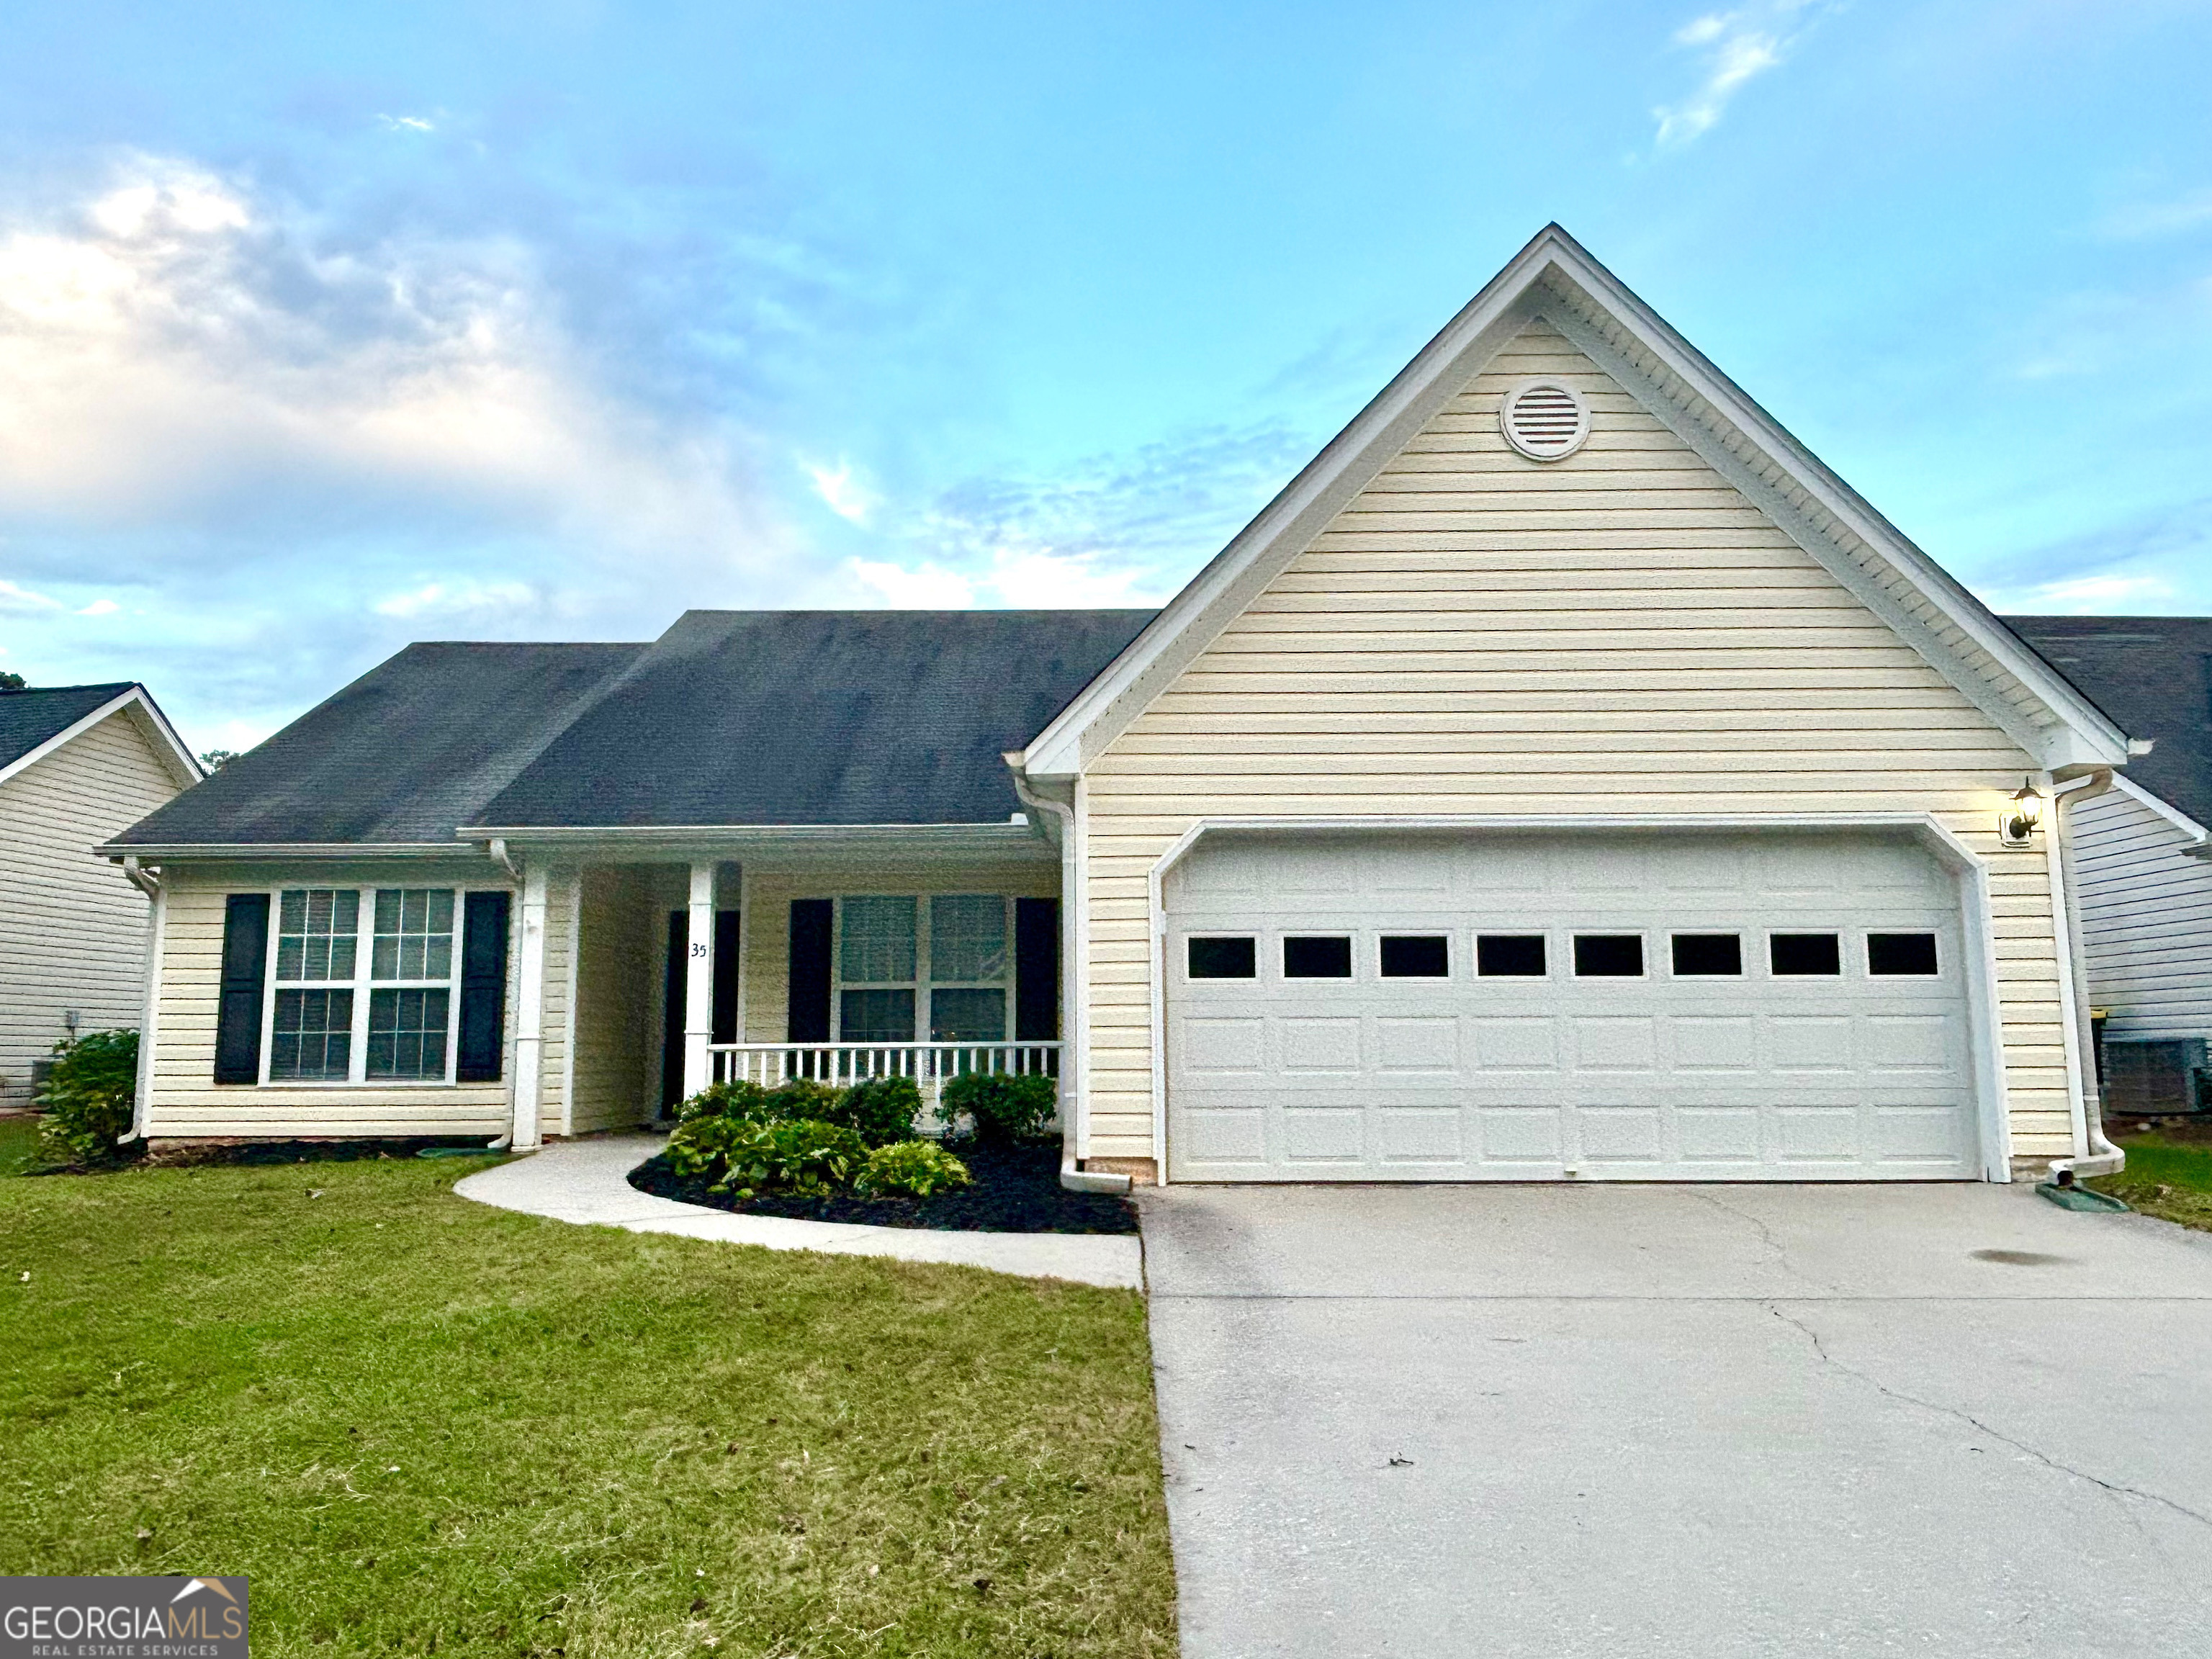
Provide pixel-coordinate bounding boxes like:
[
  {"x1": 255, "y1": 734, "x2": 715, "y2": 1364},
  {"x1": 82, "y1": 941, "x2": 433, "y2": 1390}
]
[
  {"x1": 455, "y1": 891, "x2": 511, "y2": 1083},
  {"x1": 213, "y1": 893, "x2": 270, "y2": 1084},
  {"x1": 1014, "y1": 897, "x2": 1061, "y2": 1041},
  {"x1": 713, "y1": 909, "x2": 742, "y2": 1043},
  {"x1": 787, "y1": 899, "x2": 832, "y2": 1041},
  {"x1": 660, "y1": 909, "x2": 686, "y2": 1109}
]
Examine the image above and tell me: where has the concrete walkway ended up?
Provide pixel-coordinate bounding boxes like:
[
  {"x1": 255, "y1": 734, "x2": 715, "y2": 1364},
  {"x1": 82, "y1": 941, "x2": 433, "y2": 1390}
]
[
  {"x1": 454, "y1": 1136, "x2": 1143, "y2": 1290},
  {"x1": 1142, "y1": 1181, "x2": 2212, "y2": 1658}
]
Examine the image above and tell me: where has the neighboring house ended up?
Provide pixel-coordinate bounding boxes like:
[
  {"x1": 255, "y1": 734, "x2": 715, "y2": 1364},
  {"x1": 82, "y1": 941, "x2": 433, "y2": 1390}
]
[
  {"x1": 105, "y1": 227, "x2": 2140, "y2": 1183},
  {"x1": 2008, "y1": 616, "x2": 2212, "y2": 1113},
  {"x1": 1, "y1": 683, "x2": 202, "y2": 1108}
]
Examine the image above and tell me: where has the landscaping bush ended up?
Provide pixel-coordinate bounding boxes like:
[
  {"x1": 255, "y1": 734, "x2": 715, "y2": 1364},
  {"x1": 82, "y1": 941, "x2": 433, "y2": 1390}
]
[
  {"x1": 835, "y1": 1074, "x2": 922, "y2": 1146},
  {"x1": 940, "y1": 1071, "x2": 1058, "y2": 1145},
  {"x1": 852, "y1": 1138, "x2": 972, "y2": 1199},
  {"x1": 671, "y1": 1079, "x2": 770, "y2": 1123},
  {"x1": 674, "y1": 1075, "x2": 848, "y2": 1127},
  {"x1": 666, "y1": 1113, "x2": 866, "y2": 1197},
  {"x1": 35, "y1": 1029, "x2": 138, "y2": 1166}
]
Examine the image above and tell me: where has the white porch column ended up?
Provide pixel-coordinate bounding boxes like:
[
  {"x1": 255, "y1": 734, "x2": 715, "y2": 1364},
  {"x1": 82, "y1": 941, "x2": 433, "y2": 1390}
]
[
  {"x1": 683, "y1": 860, "x2": 716, "y2": 1100},
  {"x1": 511, "y1": 863, "x2": 551, "y2": 1151}
]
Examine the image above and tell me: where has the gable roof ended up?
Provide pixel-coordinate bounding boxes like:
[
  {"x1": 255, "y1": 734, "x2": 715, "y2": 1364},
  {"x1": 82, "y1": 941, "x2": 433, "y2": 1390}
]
[
  {"x1": 2007, "y1": 616, "x2": 2212, "y2": 830},
  {"x1": 0, "y1": 682, "x2": 201, "y2": 791},
  {"x1": 1015, "y1": 225, "x2": 2134, "y2": 781},
  {"x1": 109, "y1": 643, "x2": 646, "y2": 850},
  {"x1": 469, "y1": 608, "x2": 1157, "y2": 831}
]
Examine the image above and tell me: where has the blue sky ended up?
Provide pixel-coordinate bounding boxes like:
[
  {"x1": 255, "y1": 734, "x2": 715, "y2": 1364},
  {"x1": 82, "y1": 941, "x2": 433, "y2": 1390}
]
[{"x1": 1, "y1": 0, "x2": 2208, "y2": 752}]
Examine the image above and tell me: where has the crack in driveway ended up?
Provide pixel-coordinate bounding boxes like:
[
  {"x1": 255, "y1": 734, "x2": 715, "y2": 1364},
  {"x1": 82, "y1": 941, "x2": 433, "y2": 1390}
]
[{"x1": 1767, "y1": 1302, "x2": 2212, "y2": 1534}]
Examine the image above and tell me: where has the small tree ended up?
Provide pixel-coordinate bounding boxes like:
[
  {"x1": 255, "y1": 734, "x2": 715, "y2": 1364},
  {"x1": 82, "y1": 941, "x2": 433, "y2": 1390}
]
[
  {"x1": 0, "y1": 671, "x2": 25, "y2": 692},
  {"x1": 198, "y1": 749, "x2": 238, "y2": 772},
  {"x1": 36, "y1": 1029, "x2": 139, "y2": 1165}
]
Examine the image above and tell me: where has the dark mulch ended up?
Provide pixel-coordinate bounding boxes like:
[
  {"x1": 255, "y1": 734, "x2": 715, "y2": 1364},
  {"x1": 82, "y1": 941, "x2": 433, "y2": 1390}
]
[
  {"x1": 629, "y1": 1139, "x2": 1139, "y2": 1235},
  {"x1": 144, "y1": 1137, "x2": 503, "y2": 1170}
]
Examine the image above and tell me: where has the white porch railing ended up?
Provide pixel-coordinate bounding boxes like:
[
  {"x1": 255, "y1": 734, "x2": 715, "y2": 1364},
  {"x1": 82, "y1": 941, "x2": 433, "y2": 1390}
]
[{"x1": 707, "y1": 1040, "x2": 1061, "y2": 1115}]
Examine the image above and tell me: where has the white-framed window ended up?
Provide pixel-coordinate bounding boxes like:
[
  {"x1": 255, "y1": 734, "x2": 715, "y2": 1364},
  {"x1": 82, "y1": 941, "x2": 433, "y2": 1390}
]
[
  {"x1": 265, "y1": 886, "x2": 462, "y2": 1084},
  {"x1": 831, "y1": 894, "x2": 1011, "y2": 1043}
]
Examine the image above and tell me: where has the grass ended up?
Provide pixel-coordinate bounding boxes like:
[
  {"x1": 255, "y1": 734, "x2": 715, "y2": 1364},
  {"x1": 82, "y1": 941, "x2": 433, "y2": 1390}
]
[
  {"x1": 2090, "y1": 1125, "x2": 2212, "y2": 1232},
  {"x1": 0, "y1": 1150, "x2": 1174, "y2": 1658},
  {"x1": 0, "y1": 1112, "x2": 40, "y2": 1176}
]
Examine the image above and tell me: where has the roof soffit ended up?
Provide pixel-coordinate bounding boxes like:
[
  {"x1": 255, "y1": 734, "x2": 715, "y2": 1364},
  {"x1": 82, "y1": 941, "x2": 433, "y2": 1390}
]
[{"x1": 1018, "y1": 227, "x2": 2131, "y2": 779}]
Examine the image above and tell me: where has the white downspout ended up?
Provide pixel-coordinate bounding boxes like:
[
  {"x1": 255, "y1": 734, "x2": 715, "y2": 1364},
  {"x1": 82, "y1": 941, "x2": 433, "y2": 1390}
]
[
  {"x1": 120, "y1": 858, "x2": 163, "y2": 1143},
  {"x1": 508, "y1": 861, "x2": 551, "y2": 1152},
  {"x1": 1010, "y1": 761, "x2": 1128, "y2": 1197},
  {"x1": 2046, "y1": 769, "x2": 2123, "y2": 1184}
]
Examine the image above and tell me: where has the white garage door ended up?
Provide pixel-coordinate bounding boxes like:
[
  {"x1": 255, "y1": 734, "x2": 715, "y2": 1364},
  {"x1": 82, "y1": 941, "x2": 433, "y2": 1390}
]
[{"x1": 1165, "y1": 830, "x2": 1983, "y2": 1182}]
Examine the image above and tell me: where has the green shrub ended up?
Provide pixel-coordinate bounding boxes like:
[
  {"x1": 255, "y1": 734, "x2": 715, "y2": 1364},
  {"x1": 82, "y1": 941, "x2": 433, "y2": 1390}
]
[
  {"x1": 939, "y1": 1071, "x2": 1058, "y2": 1145},
  {"x1": 672, "y1": 1079, "x2": 770, "y2": 1123},
  {"x1": 35, "y1": 1029, "x2": 138, "y2": 1166},
  {"x1": 835, "y1": 1074, "x2": 922, "y2": 1146},
  {"x1": 674, "y1": 1075, "x2": 846, "y2": 1127},
  {"x1": 853, "y1": 1139, "x2": 971, "y2": 1199},
  {"x1": 666, "y1": 1114, "x2": 866, "y2": 1197}
]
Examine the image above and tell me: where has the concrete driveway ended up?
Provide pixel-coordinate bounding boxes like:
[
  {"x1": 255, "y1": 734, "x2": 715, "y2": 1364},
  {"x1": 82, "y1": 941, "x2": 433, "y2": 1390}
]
[{"x1": 1141, "y1": 1182, "x2": 2212, "y2": 1658}]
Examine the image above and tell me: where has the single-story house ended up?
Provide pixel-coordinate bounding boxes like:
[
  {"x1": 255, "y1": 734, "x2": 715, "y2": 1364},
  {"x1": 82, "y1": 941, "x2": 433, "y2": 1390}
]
[
  {"x1": 2, "y1": 682, "x2": 202, "y2": 1107},
  {"x1": 106, "y1": 226, "x2": 2145, "y2": 1184},
  {"x1": 2007, "y1": 616, "x2": 2212, "y2": 1115}
]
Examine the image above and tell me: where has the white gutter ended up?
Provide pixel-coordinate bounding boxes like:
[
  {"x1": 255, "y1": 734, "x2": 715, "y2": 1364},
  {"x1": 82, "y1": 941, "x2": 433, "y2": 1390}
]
[
  {"x1": 2046, "y1": 769, "x2": 2123, "y2": 1184},
  {"x1": 1008, "y1": 758, "x2": 1129, "y2": 1197}
]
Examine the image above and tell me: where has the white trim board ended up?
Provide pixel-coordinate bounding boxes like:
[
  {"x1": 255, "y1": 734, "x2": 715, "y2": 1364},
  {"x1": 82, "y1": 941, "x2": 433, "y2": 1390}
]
[
  {"x1": 1015, "y1": 225, "x2": 2130, "y2": 782},
  {"x1": 1142, "y1": 812, "x2": 2015, "y2": 1186},
  {"x1": 1, "y1": 685, "x2": 203, "y2": 793}
]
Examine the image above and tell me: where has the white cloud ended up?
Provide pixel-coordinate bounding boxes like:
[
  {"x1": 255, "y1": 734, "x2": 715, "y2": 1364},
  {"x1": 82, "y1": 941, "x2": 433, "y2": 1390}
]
[
  {"x1": 376, "y1": 114, "x2": 437, "y2": 134},
  {"x1": 2100, "y1": 188, "x2": 2212, "y2": 240},
  {"x1": 986, "y1": 548, "x2": 1161, "y2": 608},
  {"x1": 806, "y1": 459, "x2": 874, "y2": 523},
  {"x1": 0, "y1": 155, "x2": 793, "y2": 583},
  {"x1": 1653, "y1": 3, "x2": 1823, "y2": 148},
  {"x1": 0, "y1": 577, "x2": 62, "y2": 613},
  {"x1": 76, "y1": 597, "x2": 120, "y2": 616},
  {"x1": 845, "y1": 557, "x2": 975, "y2": 607},
  {"x1": 1994, "y1": 573, "x2": 2177, "y2": 612},
  {"x1": 372, "y1": 578, "x2": 539, "y2": 619}
]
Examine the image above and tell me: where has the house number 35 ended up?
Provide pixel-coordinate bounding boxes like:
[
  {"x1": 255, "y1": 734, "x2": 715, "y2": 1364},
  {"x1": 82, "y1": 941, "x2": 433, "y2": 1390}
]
[{"x1": 691, "y1": 942, "x2": 709, "y2": 958}]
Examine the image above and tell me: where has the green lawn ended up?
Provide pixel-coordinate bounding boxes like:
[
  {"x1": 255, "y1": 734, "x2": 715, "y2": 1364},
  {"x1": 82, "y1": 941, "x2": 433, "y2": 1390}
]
[
  {"x1": 0, "y1": 1112, "x2": 40, "y2": 1176},
  {"x1": 0, "y1": 1149, "x2": 1174, "y2": 1658},
  {"x1": 2090, "y1": 1130, "x2": 2212, "y2": 1232}
]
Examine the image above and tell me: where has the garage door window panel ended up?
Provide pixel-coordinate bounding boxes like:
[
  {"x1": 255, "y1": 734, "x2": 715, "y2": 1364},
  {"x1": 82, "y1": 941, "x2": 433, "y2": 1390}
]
[
  {"x1": 1770, "y1": 933, "x2": 1843, "y2": 976},
  {"x1": 1573, "y1": 935, "x2": 1645, "y2": 978},
  {"x1": 1283, "y1": 936, "x2": 1353, "y2": 979},
  {"x1": 1380, "y1": 935, "x2": 1449, "y2": 978},
  {"x1": 1188, "y1": 937, "x2": 1256, "y2": 979},
  {"x1": 1671, "y1": 934, "x2": 1743, "y2": 977},
  {"x1": 1476, "y1": 935, "x2": 1547, "y2": 977},
  {"x1": 1867, "y1": 932, "x2": 1940, "y2": 976}
]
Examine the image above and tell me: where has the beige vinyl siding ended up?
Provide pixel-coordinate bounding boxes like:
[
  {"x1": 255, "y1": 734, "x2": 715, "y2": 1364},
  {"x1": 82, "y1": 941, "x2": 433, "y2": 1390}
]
[
  {"x1": 144, "y1": 859, "x2": 515, "y2": 1138},
  {"x1": 2072, "y1": 789, "x2": 2212, "y2": 1040},
  {"x1": 0, "y1": 711, "x2": 184, "y2": 1107},
  {"x1": 740, "y1": 858, "x2": 1058, "y2": 1043},
  {"x1": 1082, "y1": 319, "x2": 2076, "y2": 1164},
  {"x1": 568, "y1": 866, "x2": 657, "y2": 1131}
]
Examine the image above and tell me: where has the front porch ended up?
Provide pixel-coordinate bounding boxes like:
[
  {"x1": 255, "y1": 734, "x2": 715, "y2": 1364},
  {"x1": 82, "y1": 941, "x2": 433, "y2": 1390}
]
[{"x1": 511, "y1": 826, "x2": 1066, "y2": 1143}]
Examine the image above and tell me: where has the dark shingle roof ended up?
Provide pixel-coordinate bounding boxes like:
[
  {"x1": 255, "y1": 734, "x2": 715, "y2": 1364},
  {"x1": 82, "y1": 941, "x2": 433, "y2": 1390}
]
[
  {"x1": 0, "y1": 683, "x2": 138, "y2": 772},
  {"x1": 474, "y1": 609, "x2": 1158, "y2": 828},
  {"x1": 2007, "y1": 615, "x2": 2212, "y2": 828},
  {"x1": 110, "y1": 644, "x2": 647, "y2": 847}
]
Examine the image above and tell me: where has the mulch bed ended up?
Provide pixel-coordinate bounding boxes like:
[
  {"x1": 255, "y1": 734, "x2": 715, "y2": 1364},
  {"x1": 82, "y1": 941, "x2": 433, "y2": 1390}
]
[
  {"x1": 19, "y1": 1136, "x2": 503, "y2": 1175},
  {"x1": 629, "y1": 1138, "x2": 1139, "y2": 1235}
]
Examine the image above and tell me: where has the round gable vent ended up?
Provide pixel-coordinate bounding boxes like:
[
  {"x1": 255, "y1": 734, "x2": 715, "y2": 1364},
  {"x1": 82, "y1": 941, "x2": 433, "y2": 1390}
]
[{"x1": 1499, "y1": 378, "x2": 1591, "y2": 461}]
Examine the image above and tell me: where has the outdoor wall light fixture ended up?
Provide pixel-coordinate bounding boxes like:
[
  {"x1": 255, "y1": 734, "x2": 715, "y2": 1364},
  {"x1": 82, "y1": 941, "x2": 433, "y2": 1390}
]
[{"x1": 1998, "y1": 778, "x2": 2044, "y2": 848}]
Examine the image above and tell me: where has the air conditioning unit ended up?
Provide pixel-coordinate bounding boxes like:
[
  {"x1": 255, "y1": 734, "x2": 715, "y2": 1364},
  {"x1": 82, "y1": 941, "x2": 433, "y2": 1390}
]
[{"x1": 2101, "y1": 1038, "x2": 2211, "y2": 1116}]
